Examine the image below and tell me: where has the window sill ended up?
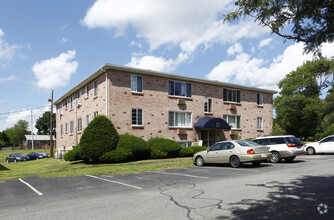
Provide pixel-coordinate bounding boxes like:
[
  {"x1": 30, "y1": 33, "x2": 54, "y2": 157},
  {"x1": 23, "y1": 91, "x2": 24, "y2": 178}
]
[
  {"x1": 257, "y1": 105, "x2": 264, "y2": 108},
  {"x1": 168, "y1": 96, "x2": 193, "y2": 100},
  {"x1": 85, "y1": 97, "x2": 89, "y2": 100},
  {"x1": 131, "y1": 92, "x2": 144, "y2": 96},
  {"x1": 257, "y1": 129, "x2": 264, "y2": 132},
  {"x1": 204, "y1": 112, "x2": 213, "y2": 115},
  {"x1": 223, "y1": 101, "x2": 241, "y2": 105},
  {"x1": 169, "y1": 127, "x2": 193, "y2": 130},
  {"x1": 77, "y1": 131, "x2": 82, "y2": 134},
  {"x1": 132, "y1": 125, "x2": 144, "y2": 129},
  {"x1": 93, "y1": 96, "x2": 98, "y2": 100},
  {"x1": 231, "y1": 128, "x2": 242, "y2": 131}
]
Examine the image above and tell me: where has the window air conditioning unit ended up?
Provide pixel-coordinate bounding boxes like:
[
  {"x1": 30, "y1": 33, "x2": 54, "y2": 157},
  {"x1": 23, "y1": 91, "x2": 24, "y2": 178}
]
[
  {"x1": 177, "y1": 98, "x2": 186, "y2": 105},
  {"x1": 229, "y1": 103, "x2": 236, "y2": 110},
  {"x1": 177, "y1": 128, "x2": 186, "y2": 135}
]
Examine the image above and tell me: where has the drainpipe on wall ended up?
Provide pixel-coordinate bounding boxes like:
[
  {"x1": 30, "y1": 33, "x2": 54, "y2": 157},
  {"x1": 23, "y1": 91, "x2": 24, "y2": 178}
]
[{"x1": 101, "y1": 68, "x2": 108, "y2": 118}]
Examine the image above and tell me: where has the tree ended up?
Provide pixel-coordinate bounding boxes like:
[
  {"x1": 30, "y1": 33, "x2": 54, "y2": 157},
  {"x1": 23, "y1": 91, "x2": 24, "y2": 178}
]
[
  {"x1": 5, "y1": 120, "x2": 29, "y2": 147},
  {"x1": 0, "y1": 131, "x2": 10, "y2": 148},
  {"x1": 224, "y1": 0, "x2": 334, "y2": 53},
  {"x1": 79, "y1": 115, "x2": 119, "y2": 162},
  {"x1": 35, "y1": 111, "x2": 56, "y2": 135},
  {"x1": 274, "y1": 58, "x2": 334, "y2": 138}
]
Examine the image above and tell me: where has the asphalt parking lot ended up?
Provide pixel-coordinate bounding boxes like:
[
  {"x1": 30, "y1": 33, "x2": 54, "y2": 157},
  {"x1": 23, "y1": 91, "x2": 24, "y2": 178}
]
[{"x1": 1, "y1": 155, "x2": 334, "y2": 219}]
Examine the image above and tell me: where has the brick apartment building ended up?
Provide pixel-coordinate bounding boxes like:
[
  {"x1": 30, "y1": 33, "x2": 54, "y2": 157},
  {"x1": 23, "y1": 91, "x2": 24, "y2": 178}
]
[{"x1": 54, "y1": 64, "x2": 276, "y2": 152}]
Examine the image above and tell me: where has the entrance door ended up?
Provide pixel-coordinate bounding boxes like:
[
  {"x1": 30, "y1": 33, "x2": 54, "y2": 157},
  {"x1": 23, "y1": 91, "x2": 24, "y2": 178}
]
[{"x1": 200, "y1": 129, "x2": 216, "y2": 147}]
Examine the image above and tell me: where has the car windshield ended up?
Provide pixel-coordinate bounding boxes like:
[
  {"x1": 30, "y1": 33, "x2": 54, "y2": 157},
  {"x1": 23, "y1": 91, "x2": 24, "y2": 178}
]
[
  {"x1": 16, "y1": 153, "x2": 25, "y2": 156},
  {"x1": 235, "y1": 140, "x2": 259, "y2": 146}
]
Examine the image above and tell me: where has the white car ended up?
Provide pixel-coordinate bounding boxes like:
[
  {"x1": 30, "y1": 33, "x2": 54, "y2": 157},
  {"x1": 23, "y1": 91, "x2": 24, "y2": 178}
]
[
  {"x1": 252, "y1": 135, "x2": 304, "y2": 163},
  {"x1": 193, "y1": 140, "x2": 271, "y2": 168},
  {"x1": 304, "y1": 135, "x2": 334, "y2": 155}
]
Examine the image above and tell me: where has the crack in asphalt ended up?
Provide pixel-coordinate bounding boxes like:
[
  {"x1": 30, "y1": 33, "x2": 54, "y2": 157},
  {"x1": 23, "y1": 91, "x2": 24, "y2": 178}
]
[{"x1": 158, "y1": 182, "x2": 223, "y2": 220}]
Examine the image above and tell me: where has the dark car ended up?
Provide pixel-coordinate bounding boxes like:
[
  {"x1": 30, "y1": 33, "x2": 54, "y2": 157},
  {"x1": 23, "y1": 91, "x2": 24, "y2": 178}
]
[
  {"x1": 26, "y1": 152, "x2": 45, "y2": 160},
  {"x1": 6, "y1": 153, "x2": 29, "y2": 163},
  {"x1": 39, "y1": 152, "x2": 50, "y2": 158}
]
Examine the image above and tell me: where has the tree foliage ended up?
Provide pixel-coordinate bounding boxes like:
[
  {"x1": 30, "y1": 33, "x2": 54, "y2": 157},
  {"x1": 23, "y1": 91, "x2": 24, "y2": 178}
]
[
  {"x1": 79, "y1": 115, "x2": 119, "y2": 162},
  {"x1": 5, "y1": 120, "x2": 29, "y2": 147},
  {"x1": 224, "y1": 0, "x2": 334, "y2": 53},
  {"x1": 0, "y1": 131, "x2": 10, "y2": 148},
  {"x1": 274, "y1": 58, "x2": 334, "y2": 139},
  {"x1": 35, "y1": 111, "x2": 56, "y2": 135}
]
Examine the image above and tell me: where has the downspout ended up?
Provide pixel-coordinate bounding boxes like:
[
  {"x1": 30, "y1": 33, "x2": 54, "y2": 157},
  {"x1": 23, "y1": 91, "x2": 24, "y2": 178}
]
[{"x1": 101, "y1": 68, "x2": 108, "y2": 118}]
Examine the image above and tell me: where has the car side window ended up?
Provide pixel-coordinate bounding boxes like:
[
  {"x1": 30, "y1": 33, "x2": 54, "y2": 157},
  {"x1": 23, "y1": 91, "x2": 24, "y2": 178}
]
[
  {"x1": 321, "y1": 137, "x2": 334, "y2": 143},
  {"x1": 222, "y1": 142, "x2": 235, "y2": 150},
  {"x1": 259, "y1": 139, "x2": 269, "y2": 145},
  {"x1": 269, "y1": 138, "x2": 286, "y2": 145},
  {"x1": 210, "y1": 143, "x2": 222, "y2": 151}
]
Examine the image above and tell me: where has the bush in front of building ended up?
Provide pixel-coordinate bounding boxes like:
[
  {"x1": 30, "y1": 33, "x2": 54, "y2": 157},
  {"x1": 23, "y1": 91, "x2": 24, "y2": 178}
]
[
  {"x1": 99, "y1": 148, "x2": 133, "y2": 163},
  {"x1": 116, "y1": 134, "x2": 150, "y2": 161},
  {"x1": 147, "y1": 137, "x2": 181, "y2": 159},
  {"x1": 178, "y1": 146, "x2": 208, "y2": 157},
  {"x1": 79, "y1": 115, "x2": 119, "y2": 162},
  {"x1": 63, "y1": 144, "x2": 82, "y2": 162}
]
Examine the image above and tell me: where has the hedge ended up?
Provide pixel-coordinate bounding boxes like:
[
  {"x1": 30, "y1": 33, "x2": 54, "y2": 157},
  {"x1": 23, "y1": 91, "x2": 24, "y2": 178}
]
[
  {"x1": 80, "y1": 115, "x2": 119, "y2": 162},
  {"x1": 116, "y1": 134, "x2": 150, "y2": 161},
  {"x1": 147, "y1": 137, "x2": 181, "y2": 159},
  {"x1": 178, "y1": 146, "x2": 207, "y2": 157},
  {"x1": 64, "y1": 144, "x2": 82, "y2": 162},
  {"x1": 99, "y1": 148, "x2": 133, "y2": 163}
]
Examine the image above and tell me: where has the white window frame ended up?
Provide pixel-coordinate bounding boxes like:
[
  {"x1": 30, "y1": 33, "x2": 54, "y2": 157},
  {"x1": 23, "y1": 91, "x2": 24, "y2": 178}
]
[
  {"x1": 85, "y1": 85, "x2": 89, "y2": 99},
  {"x1": 132, "y1": 108, "x2": 143, "y2": 126},
  {"x1": 77, "y1": 118, "x2": 82, "y2": 133},
  {"x1": 257, "y1": 117, "x2": 263, "y2": 130},
  {"x1": 93, "y1": 80, "x2": 98, "y2": 97},
  {"x1": 168, "y1": 111, "x2": 192, "y2": 128},
  {"x1": 204, "y1": 98, "x2": 213, "y2": 113},
  {"x1": 168, "y1": 81, "x2": 192, "y2": 98},
  {"x1": 69, "y1": 121, "x2": 74, "y2": 134},
  {"x1": 131, "y1": 75, "x2": 143, "y2": 93},
  {"x1": 223, "y1": 88, "x2": 241, "y2": 103},
  {"x1": 223, "y1": 115, "x2": 241, "y2": 129},
  {"x1": 85, "y1": 115, "x2": 89, "y2": 127},
  {"x1": 257, "y1": 93, "x2": 263, "y2": 106}
]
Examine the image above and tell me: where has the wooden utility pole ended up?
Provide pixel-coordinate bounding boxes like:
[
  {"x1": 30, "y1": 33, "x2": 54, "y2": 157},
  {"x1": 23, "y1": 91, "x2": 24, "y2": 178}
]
[{"x1": 49, "y1": 90, "x2": 54, "y2": 157}]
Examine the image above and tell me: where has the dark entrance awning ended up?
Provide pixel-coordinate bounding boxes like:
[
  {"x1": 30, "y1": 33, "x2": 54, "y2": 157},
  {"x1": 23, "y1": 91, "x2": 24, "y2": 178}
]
[{"x1": 194, "y1": 117, "x2": 231, "y2": 130}]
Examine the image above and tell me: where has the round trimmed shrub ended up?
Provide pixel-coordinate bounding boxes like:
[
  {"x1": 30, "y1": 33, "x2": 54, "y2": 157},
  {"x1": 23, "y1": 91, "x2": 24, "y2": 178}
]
[
  {"x1": 80, "y1": 115, "x2": 119, "y2": 162},
  {"x1": 64, "y1": 144, "x2": 82, "y2": 161},
  {"x1": 147, "y1": 137, "x2": 181, "y2": 159},
  {"x1": 178, "y1": 146, "x2": 207, "y2": 157},
  {"x1": 116, "y1": 134, "x2": 150, "y2": 161},
  {"x1": 99, "y1": 148, "x2": 133, "y2": 163}
]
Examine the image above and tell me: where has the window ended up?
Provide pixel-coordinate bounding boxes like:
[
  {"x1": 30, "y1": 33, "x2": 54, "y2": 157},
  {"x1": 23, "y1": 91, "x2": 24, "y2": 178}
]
[
  {"x1": 77, "y1": 90, "x2": 82, "y2": 106},
  {"x1": 178, "y1": 142, "x2": 193, "y2": 147},
  {"x1": 85, "y1": 85, "x2": 89, "y2": 98},
  {"x1": 93, "y1": 111, "x2": 98, "y2": 117},
  {"x1": 223, "y1": 115, "x2": 241, "y2": 129},
  {"x1": 223, "y1": 88, "x2": 241, "y2": 103},
  {"x1": 60, "y1": 124, "x2": 63, "y2": 137},
  {"x1": 257, "y1": 93, "x2": 263, "y2": 106},
  {"x1": 210, "y1": 143, "x2": 222, "y2": 151},
  {"x1": 58, "y1": 103, "x2": 63, "y2": 115},
  {"x1": 69, "y1": 121, "x2": 74, "y2": 134},
  {"x1": 169, "y1": 111, "x2": 192, "y2": 127},
  {"x1": 77, "y1": 118, "x2": 82, "y2": 133},
  {"x1": 65, "y1": 123, "x2": 68, "y2": 134},
  {"x1": 94, "y1": 80, "x2": 98, "y2": 96},
  {"x1": 85, "y1": 115, "x2": 89, "y2": 127},
  {"x1": 132, "y1": 108, "x2": 143, "y2": 126},
  {"x1": 257, "y1": 117, "x2": 263, "y2": 130},
  {"x1": 131, "y1": 75, "x2": 143, "y2": 93},
  {"x1": 204, "y1": 98, "x2": 212, "y2": 113},
  {"x1": 70, "y1": 96, "x2": 73, "y2": 109},
  {"x1": 64, "y1": 99, "x2": 68, "y2": 109},
  {"x1": 168, "y1": 81, "x2": 191, "y2": 98}
]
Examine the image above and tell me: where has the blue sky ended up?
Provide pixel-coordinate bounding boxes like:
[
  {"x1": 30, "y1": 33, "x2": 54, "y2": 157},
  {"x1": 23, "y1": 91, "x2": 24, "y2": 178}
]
[{"x1": 0, "y1": 0, "x2": 333, "y2": 132}]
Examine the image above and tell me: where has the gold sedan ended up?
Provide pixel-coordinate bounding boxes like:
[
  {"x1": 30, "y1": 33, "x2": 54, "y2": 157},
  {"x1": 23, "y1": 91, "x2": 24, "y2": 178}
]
[{"x1": 193, "y1": 140, "x2": 272, "y2": 168}]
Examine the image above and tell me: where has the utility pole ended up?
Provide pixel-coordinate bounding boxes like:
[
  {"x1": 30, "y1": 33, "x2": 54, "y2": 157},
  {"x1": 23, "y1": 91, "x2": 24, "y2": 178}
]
[
  {"x1": 31, "y1": 110, "x2": 34, "y2": 150},
  {"x1": 48, "y1": 90, "x2": 54, "y2": 158}
]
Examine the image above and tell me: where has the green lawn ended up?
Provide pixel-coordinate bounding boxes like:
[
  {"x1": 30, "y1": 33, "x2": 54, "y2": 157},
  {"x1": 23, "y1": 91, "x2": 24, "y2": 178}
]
[{"x1": 0, "y1": 154, "x2": 193, "y2": 181}]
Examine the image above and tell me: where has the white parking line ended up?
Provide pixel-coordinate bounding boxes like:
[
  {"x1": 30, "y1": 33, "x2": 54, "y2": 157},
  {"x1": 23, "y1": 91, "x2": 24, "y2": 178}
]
[
  {"x1": 149, "y1": 171, "x2": 209, "y2": 179},
  {"x1": 19, "y1": 179, "x2": 43, "y2": 196},
  {"x1": 85, "y1": 175, "x2": 142, "y2": 190}
]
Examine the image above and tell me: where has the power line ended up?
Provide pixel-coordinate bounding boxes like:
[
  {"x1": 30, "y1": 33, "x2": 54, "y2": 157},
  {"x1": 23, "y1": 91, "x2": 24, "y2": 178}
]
[{"x1": 0, "y1": 105, "x2": 51, "y2": 116}]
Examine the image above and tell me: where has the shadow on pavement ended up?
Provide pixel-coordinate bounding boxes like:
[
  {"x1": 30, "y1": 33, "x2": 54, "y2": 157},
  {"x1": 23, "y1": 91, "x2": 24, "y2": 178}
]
[{"x1": 218, "y1": 175, "x2": 334, "y2": 219}]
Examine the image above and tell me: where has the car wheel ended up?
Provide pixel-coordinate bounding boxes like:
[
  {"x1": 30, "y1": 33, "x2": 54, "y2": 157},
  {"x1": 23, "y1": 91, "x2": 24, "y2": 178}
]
[
  {"x1": 284, "y1": 156, "x2": 296, "y2": 162},
  {"x1": 306, "y1": 147, "x2": 315, "y2": 155},
  {"x1": 195, "y1": 156, "x2": 204, "y2": 166},
  {"x1": 252, "y1": 161, "x2": 261, "y2": 167},
  {"x1": 270, "y1": 151, "x2": 281, "y2": 163},
  {"x1": 230, "y1": 156, "x2": 241, "y2": 168}
]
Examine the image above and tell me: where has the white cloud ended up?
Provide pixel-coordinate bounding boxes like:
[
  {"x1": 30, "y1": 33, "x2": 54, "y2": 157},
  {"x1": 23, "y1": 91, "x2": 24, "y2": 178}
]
[
  {"x1": 259, "y1": 38, "x2": 274, "y2": 49},
  {"x1": 0, "y1": 75, "x2": 17, "y2": 83},
  {"x1": 207, "y1": 42, "x2": 334, "y2": 90},
  {"x1": 0, "y1": 28, "x2": 24, "y2": 68},
  {"x1": 0, "y1": 106, "x2": 50, "y2": 132},
  {"x1": 61, "y1": 37, "x2": 69, "y2": 43},
  {"x1": 82, "y1": 0, "x2": 268, "y2": 53},
  {"x1": 32, "y1": 50, "x2": 78, "y2": 90},
  {"x1": 227, "y1": 43, "x2": 243, "y2": 56}
]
